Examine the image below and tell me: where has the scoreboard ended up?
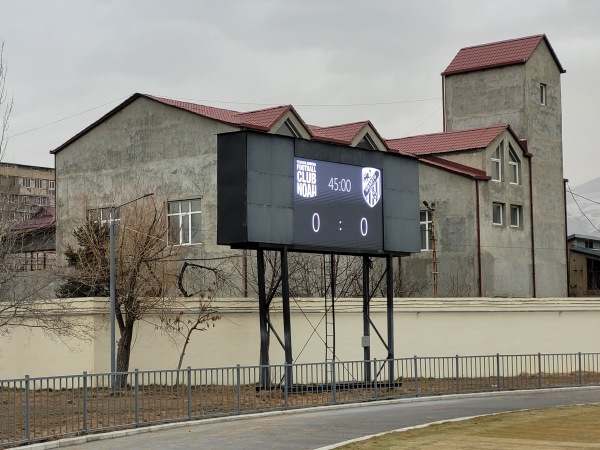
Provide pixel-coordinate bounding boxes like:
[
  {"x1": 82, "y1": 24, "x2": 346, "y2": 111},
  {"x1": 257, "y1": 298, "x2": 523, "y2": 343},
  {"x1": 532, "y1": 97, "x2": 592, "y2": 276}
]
[
  {"x1": 294, "y1": 158, "x2": 383, "y2": 251},
  {"x1": 217, "y1": 131, "x2": 420, "y2": 256}
]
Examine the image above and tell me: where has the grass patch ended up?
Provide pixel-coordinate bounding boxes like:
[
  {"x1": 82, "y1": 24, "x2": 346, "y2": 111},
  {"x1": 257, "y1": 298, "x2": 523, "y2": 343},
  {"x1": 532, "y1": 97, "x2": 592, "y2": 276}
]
[{"x1": 340, "y1": 404, "x2": 600, "y2": 449}]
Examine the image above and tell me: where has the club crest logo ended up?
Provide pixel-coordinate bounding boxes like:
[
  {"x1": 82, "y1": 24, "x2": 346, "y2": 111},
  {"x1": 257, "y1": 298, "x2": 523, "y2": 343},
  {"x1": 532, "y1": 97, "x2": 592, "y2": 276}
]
[{"x1": 362, "y1": 168, "x2": 381, "y2": 208}]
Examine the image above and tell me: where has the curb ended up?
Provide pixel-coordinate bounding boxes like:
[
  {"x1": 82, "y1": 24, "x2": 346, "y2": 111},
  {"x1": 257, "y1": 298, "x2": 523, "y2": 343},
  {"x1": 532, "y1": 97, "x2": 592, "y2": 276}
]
[{"x1": 17, "y1": 386, "x2": 600, "y2": 449}]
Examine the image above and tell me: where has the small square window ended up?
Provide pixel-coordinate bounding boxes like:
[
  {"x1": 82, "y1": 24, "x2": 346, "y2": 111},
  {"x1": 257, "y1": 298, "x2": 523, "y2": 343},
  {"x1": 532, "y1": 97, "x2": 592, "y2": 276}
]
[
  {"x1": 493, "y1": 203, "x2": 504, "y2": 225},
  {"x1": 510, "y1": 205, "x2": 522, "y2": 228},
  {"x1": 540, "y1": 83, "x2": 547, "y2": 105}
]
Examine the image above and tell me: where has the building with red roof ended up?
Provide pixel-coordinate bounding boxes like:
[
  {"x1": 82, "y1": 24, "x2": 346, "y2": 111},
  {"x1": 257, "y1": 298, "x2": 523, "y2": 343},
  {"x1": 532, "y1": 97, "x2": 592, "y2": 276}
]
[{"x1": 52, "y1": 33, "x2": 568, "y2": 299}]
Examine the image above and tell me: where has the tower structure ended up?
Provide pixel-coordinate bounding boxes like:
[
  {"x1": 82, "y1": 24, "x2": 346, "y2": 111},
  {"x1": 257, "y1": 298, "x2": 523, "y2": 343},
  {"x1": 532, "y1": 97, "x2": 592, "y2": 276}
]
[{"x1": 442, "y1": 35, "x2": 567, "y2": 297}]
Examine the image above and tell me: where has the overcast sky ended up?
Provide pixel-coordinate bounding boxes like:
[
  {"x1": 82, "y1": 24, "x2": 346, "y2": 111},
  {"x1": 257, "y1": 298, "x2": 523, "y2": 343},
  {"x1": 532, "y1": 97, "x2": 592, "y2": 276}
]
[{"x1": 1, "y1": 0, "x2": 598, "y2": 187}]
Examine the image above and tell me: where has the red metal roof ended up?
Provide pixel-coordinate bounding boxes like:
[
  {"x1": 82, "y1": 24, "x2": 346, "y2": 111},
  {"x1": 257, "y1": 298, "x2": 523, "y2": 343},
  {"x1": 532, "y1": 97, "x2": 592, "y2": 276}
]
[
  {"x1": 146, "y1": 95, "x2": 292, "y2": 131},
  {"x1": 442, "y1": 34, "x2": 565, "y2": 76},
  {"x1": 419, "y1": 156, "x2": 490, "y2": 180},
  {"x1": 11, "y1": 206, "x2": 56, "y2": 231},
  {"x1": 386, "y1": 125, "x2": 508, "y2": 156},
  {"x1": 52, "y1": 94, "x2": 303, "y2": 154},
  {"x1": 308, "y1": 121, "x2": 369, "y2": 145}
]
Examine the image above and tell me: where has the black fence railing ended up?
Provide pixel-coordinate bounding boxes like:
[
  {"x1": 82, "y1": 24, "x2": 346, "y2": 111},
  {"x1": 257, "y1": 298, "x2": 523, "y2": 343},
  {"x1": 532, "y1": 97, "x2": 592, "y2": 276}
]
[{"x1": 2, "y1": 352, "x2": 600, "y2": 448}]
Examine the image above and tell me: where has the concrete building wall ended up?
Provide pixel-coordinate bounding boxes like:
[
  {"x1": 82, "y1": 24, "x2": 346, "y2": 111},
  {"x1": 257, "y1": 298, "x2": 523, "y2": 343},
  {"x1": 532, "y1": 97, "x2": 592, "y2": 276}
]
[
  {"x1": 55, "y1": 97, "x2": 241, "y2": 269},
  {"x1": 443, "y1": 41, "x2": 567, "y2": 297},
  {"x1": 405, "y1": 164, "x2": 479, "y2": 297},
  {"x1": 3, "y1": 297, "x2": 600, "y2": 379}
]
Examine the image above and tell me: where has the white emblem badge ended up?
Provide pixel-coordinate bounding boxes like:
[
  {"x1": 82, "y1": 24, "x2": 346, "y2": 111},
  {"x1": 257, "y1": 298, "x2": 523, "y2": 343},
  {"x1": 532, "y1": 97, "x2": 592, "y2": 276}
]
[{"x1": 362, "y1": 168, "x2": 381, "y2": 208}]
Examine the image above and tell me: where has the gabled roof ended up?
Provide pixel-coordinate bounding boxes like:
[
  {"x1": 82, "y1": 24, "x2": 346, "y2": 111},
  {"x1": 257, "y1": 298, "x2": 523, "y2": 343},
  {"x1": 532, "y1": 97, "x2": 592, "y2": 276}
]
[
  {"x1": 145, "y1": 95, "x2": 296, "y2": 132},
  {"x1": 442, "y1": 34, "x2": 565, "y2": 76},
  {"x1": 418, "y1": 156, "x2": 491, "y2": 180},
  {"x1": 308, "y1": 121, "x2": 389, "y2": 150},
  {"x1": 52, "y1": 93, "x2": 310, "y2": 154},
  {"x1": 386, "y1": 125, "x2": 520, "y2": 156}
]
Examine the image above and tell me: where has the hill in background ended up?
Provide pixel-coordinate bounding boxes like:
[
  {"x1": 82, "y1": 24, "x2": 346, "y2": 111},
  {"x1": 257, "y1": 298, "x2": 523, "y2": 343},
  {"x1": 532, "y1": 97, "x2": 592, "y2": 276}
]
[{"x1": 566, "y1": 177, "x2": 600, "y2": 237}]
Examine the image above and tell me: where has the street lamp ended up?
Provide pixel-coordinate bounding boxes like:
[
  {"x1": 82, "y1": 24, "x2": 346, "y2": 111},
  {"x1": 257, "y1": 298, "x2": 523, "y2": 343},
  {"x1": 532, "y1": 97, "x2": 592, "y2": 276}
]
[{"x1": 110, "y1": 193, "x2": 154, "y2": 381}]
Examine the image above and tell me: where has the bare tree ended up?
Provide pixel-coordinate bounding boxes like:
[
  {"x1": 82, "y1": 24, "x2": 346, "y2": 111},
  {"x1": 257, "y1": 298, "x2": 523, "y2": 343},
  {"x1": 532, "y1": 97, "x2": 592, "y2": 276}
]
[
  {"x1": 0, "y1": 40, "x2": 13, "y2": 162},
  {"x1": 159, "y1": 261, "x2": 223, "y2": 379},
  {"x1": 59, "y1": 196, "x2": 180, "y2": 386}
]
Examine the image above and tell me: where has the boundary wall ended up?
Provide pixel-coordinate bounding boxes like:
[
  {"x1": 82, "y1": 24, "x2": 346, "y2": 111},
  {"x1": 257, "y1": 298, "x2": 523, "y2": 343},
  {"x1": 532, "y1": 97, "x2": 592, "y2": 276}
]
[{"x1": 2, "y1": 297, "x2": 600, "y2": 378}]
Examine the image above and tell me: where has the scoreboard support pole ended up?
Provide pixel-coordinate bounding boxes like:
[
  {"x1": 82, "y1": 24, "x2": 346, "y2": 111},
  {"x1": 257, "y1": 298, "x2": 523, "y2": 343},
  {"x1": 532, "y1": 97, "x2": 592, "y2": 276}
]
[
  {"x1": 257, "y1": 249, "x2": 270, "y2": 389},
  {"x1": 386, "y1": 254, "x2": 395, "y2": 383},
  {"x1": 281, "y1": 247, "x2": 294, "y2": 390},
  {"x1": 362, "y1": 256, "x2": 371, "y2": 383}
]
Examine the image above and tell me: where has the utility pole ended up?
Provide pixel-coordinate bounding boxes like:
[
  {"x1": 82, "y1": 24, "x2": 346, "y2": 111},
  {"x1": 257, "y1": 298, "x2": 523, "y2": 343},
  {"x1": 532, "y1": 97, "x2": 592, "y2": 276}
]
[{"x1": 423, "y1": 201, "x2": 438, "y2": 298}]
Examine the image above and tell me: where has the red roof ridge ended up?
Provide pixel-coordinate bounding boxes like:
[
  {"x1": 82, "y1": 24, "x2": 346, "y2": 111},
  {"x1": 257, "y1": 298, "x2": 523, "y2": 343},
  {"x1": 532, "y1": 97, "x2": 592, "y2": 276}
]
[
  {"x1": 387, "y1": 124, "x2": 508, "y2": 143},
  {"x1": 457, "y1": 34, "x2": 545, "y2": 51},
  {"x1": 442, "y1": 34, "x2": 565, "y2": 76}
]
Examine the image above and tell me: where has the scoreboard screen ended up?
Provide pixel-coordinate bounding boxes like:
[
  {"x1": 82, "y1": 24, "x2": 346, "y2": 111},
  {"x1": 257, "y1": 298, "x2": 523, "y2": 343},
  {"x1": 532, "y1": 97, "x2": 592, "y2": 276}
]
[{"x1": 294, "y1": 157, "x2": 383, "y2": 251}]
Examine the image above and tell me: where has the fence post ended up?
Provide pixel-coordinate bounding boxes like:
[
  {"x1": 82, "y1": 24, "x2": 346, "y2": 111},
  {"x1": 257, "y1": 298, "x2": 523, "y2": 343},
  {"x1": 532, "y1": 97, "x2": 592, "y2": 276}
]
[
  {"x1": 237, "y1": 364, "x2": 241, "y2": 415},
  {"x1": 331, "y1": 361, "x2": 337, "y2": 404},
  {"x1": 496, "y1": 354, "x2": 501, "y2": 391},
  {"x1": 373, "y1": 359, "x2": 378, "y2": 399},
  {"x1": 538, "y1": 353, "x2": 542, "y2": 388},
  {"x1": 187, "y1": 367, "x2": 192, "y2": 420},
  {"x1": 578, "y1": 352, "x2": 583, "y2": 386},
  {"x1": 455, "y1": 355, "x2": 460, "y2": 394},
  {"x1": 134, "y1": 369, "x2": 139, "y2": 427},
  {"x1": 413, "y1": 356, "x2": 419, "y2": 397},
  {"x1": 284, "y1": 364, "x2": 290, "y2": 409},
  {"x1": 25, "y1": 375, "x2": 31, "y2": 444},
  {"x1": 83, "y1": 372, "x2": 88, "y2": 433}
]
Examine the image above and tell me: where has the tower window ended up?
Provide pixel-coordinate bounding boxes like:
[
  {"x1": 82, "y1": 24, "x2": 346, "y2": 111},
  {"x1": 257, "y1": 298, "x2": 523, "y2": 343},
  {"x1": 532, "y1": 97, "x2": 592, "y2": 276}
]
[{"x1": 540, "y1": 83, "x2": 547, "y2": 105}]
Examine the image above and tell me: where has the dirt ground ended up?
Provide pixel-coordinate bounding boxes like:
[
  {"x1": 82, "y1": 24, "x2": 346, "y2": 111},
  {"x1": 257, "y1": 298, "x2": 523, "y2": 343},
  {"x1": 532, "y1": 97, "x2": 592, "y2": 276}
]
[{"x1": 340, "y1": 404, "x2": 600, "y2": 449}]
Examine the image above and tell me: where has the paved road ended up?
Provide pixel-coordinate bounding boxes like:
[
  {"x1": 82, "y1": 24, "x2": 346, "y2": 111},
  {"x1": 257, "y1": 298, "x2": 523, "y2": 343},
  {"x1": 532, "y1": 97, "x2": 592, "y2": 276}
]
[{"x1": 56, "y1": 387, "x2": 600, "y2": 449}]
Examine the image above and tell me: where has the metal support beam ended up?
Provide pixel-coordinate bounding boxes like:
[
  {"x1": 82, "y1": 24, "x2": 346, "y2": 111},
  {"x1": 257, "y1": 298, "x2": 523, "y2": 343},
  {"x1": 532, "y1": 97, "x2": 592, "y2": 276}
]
[
  {"x1": 257, "y1": 249, "x2": 270, "y2": 388},
  {"x1": 362, "y1": 256, "x2": 371, "y2": 382},
  {"x1": 386, "y1": 254, "x2": 395, "y2": 382},
  {"x1": 281, "y1": 247, "x2": 293, "y2": 390}
]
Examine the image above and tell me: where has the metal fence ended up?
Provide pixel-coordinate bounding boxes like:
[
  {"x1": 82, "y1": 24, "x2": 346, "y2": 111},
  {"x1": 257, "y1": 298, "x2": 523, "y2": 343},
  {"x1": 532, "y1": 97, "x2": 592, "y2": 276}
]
[{"x1": 2, "y1": 352, "x2": 600, "y2": 448}]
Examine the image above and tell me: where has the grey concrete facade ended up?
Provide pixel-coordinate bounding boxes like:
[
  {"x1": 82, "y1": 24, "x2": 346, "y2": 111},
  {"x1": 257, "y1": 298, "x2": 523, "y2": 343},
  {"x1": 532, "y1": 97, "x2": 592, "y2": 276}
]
[
  {"x1": 54, "y1": 36, "x2": 568, "y2": 299},
  {"x1": 404, "y1": 129, "x2": 534, "y2": 297},
  {"x1": 443, "y1": 39, "x2": 567, "y2": 296},
  {"x1": 54, "y1": 97, "x2": 241, "y2": 288}
]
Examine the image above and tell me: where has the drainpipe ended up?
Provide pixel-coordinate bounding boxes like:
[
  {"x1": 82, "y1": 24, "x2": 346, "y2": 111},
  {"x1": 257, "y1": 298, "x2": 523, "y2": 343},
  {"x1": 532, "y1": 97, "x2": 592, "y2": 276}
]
[
  {"x1": 475, "y1": 180, "x2": 483, "y2": 297},
  {"x1": 563, "y1": 178, "x2": 570, "y2": 296},
  {"x1": 528, "y1": 157, "x2": 537, "y2": 298},
  {"x1": 442, "y1": 76, "x2": 446, "y2": 132}
]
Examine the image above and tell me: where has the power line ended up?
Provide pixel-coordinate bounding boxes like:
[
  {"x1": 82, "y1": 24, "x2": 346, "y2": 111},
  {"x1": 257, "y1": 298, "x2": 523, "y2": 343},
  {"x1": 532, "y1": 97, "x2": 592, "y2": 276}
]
[
  {"x1": 7, "y1": 95, "x2": 441, "y2": 140},
  {"x1": 566, "y1": 182, "x2": 600, "y2": 234},
  {"x1": 168, "y1": 95, "x2": 441, "y2": 108},
  {"x1": 8, "y1": 96, "x2": 129, "y2": 139}
]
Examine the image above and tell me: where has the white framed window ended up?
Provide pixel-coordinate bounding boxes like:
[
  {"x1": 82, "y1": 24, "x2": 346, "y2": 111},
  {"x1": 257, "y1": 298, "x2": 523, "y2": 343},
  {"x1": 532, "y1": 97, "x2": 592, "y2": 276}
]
[
  {"x1": 168, "y1": 199, "x2": 202, "y2": 245},
  {"x1": 48, "y1": 180, "x2": 55, "y2": 191},
  {"x1": 510, "y1": 205, "x2": 522, "y2": 228},
  {"x1": 540, "y1": 83, "x2": 547, "y2": 105},
  {"x1": 492, "y1": 202, "x2": 504, "y2": 225},
  {"x1": 491, "y1": 144, "x2": 502, "y2": 181},
  {"x1": 34, "y1": 178, "x2": 43, "y2": 189},
  {"x1": 508, "y1": 145, "x2": 520, "y2": 185},
  {"x1": 420, "y1": 210, "x2": 433, "y2": 250},
  {"x1": 88, "y1": 207, "x2": 120, "y2": 225},
  {"x1": 22, "y1": 178, "x2": 31, "y2": 188}
]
